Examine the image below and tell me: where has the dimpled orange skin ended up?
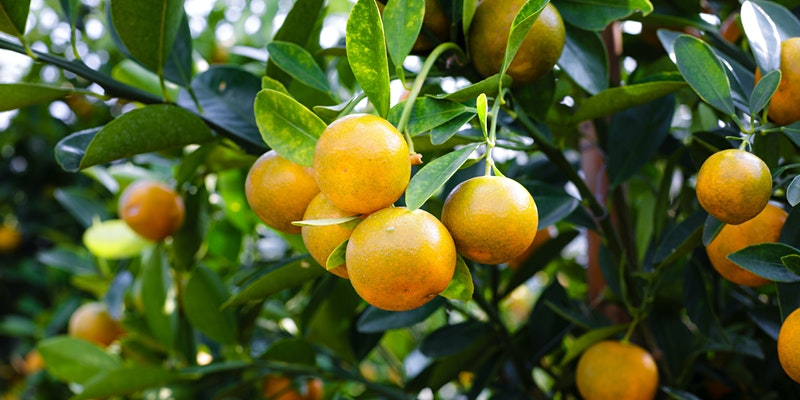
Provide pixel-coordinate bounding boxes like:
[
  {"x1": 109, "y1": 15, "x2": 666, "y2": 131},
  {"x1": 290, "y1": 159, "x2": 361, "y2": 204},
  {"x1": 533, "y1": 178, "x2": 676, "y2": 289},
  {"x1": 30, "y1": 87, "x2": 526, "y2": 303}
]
[
  {"x1": 706, "y1": 203, "x2": 787, "y2": 287},
  {"x1": 441, "y1": 176, "x2": 538, "y2": 265},
  {"x1": 301, "y1": 193, "x2": 357, "y2": 279},
  {"x1": 119, "y1": 180, "x2": 185, "y2": 242},
  {"x1": 469, "y1": 1, "x2": 565, "y2": 85},
  {"x1": 245, "y1": 150, "x2": 319, "y2": 235},
  {"x1": 576, "y1": 340, "x2": 659, "y2": 400},
  {"x1": 346, "y1": 207, "x2": 456, "y2": 311},
  {"x1": 313, "y1": 114, "x2": 410, "y2": 215},
  {"x1": 695, "y1": 149, "x2": 772, "y2": 225},
  {"x1": 68, "y1": 302, "x2": 124, "y2": 347},
  {"x1": 779, "y1": 307, "x2": 800, "y2": 384},
  {"x1": 754, "y1": 37, "x2": 800, "y2": 126}
]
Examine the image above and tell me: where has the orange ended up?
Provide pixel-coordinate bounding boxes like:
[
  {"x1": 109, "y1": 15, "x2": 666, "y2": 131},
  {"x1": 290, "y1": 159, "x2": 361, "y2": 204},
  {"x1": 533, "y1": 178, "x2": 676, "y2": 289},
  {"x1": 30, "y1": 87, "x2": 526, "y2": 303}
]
[
  {"x1": 301, "y1": 193, "x2": 358, "y2": 279},
  {"x1": 346, "y1": 207, "x2": 456, "y2": 311},
  {"x1": 754, "y1": 37, "x2": 800, "y2": 125},
  {"x1": 441, "y1": 175, "x2": 538, "y2": 264},
  {"x1": 695, "y1": 149, "x2": 772, "y2": 225},
  {"x1": 245, "y1": 150, "x2": 319, "y2": 234},
  {"x1": 705, "y1": 203, "x2": 787, "y2": 287},
  {"x1": 469, "y1": 1, "x2": 565, "y2": 85},
  {"x1": 576, "y1": 340, "x2": 659, "y2": 400},
  {"x1": 119, "y1": 180, "x2": 185, "y2": 242},
  {"x1": 507, "y1": 225, "x2": 557, "y2": 269},
  {"x1": 262, "y1": 375, "x2": 323, "y2": 400},
  {"x1": 313, "y1": 114, "x2": 410, "y2": 215},
  {"x1": 0, "y1": 224, "x2": 22, "y2": 253},
  {"x1": 22, "y1": 349, "x2": 45, "y2": 375},
  {"x1": 68, "y1": 302, "x2": 125, "y2": 347},
  {"x1": 414, "y1": 0, "x2": 451, "y2": 51},
  {"x1": 778, "y1": 307, "x2": 800, "y2": 384}
]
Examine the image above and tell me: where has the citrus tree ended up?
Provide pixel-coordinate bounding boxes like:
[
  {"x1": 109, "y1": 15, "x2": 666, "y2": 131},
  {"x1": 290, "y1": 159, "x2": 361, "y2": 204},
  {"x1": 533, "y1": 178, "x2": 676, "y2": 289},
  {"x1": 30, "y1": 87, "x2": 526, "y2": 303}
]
[{"x1": 2, "y1": 0, "x2": 800, "y2": 399}]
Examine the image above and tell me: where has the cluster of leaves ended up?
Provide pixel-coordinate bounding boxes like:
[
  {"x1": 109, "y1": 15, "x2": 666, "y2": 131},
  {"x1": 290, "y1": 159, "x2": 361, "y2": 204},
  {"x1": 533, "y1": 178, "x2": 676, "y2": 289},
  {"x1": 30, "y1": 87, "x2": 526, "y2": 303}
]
[{"x1": 2, "y1": 0, "x2": 800, "y2": 399}]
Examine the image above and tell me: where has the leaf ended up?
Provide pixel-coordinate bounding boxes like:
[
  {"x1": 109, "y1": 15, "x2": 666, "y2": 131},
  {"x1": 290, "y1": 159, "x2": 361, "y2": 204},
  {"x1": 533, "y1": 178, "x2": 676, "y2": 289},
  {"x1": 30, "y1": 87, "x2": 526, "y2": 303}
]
[
  {"x1": 266, "y1": 0, "x2": 326, "y2": 83},
  {"x1": 82, "y1": 219, "x2": 152, "y2": 259},
  {"x1": 293, "y1": 216, "x2": 360, "y2": 227},
  {"x1": 438, "y1": 256, "x2": 473, "y2": 301},
  {"x1": 36, "y1": 247, "x2": 96, "y2": 276},
  {"x1": 263, "y1": 337, "x2": 317, "y2": 366},
  {"x1": 778, "y1": 282, "x2": 800, "y2": 321},
  {"x1": 37, "y1": 336, "x2": 121, "y2": 384},
  {"x1": 462, "y1": 0, "x2": 477, "y2": 40},
  {"x1": 501, "y1": 0, "x2": 547, "y2": 80},
  {"x1": 570, "y1": 78, "x2": 686, "y2": 124},
  {"x1": 787, "y1": 175, "x2": 800, "y2": 207},
  {"x1": 55, "y1": 105, "x2": 214, "y2": 172},
  {"x1": 729, "y1": 243, "x2": 800, "y2": 283},
  {"x1": 182, "y1": 265, "x2": 238, "y2": 345},
  {"x1": 560, "y1": 324, "x2": 628, "y2": 366},
  {"x1": 654, "y1": 211, "x2": 705, "y2": 265},
  {"x1": 72, "y1": 366, "x2": 178, "y2": 400},
  {"x1": 437, "y1": 74, "x2": 511, "y2": 102},
  {"x1": 556, "y1": 0, "x2": 653, "y2": 31},
  {"x1": 752, "y1": 0, "x2": 800, "y2": 41},
  {"x1": 702, "y1": 215, "x2": 725, "y2": 246},
  {"x1": 54, "y1": 187, "x2": 110, "y2": 228},
  {"x1": 326, "y1": 239, "x2": 348, "y2": 271},
  {"x1": 662, "y1": 387, "x2": 704, "y2": 400},
  {"x1": 420, "y1": 321, "x2": 491, "y2": 357},
  {"x1": 267, "y1": 41, "x2": 331, "y2": 94},
  {"x1": 140, "y1": 247, "x2": 177, "y2": 350},
  {"x1": 253, "y1": 89, "x2": 326, "y2": 166},
  {"x1": 430, "y1": 113, "x2": 475, "y2": 145},
  {"x1": 400, "y1": 97, "x2": 470, "y2": 137},
  {"x1": 405, "y1": 143, "x2": 480, "y2": 211},
  {"x1": 346, "y1": 0, "x2": 391, "y2": 117},
  {"x1": 162, "y1": 14, "x2": 193, "y2": 86},
  {"x1": 558, "y1": 25, "x2": 608, "y2": 95},
  {"x1": 383, "y1": 0, "x2": 425, "y2": 67},
  {"x1": 0, "y1": 83, "x2": 89, "y2": 112},
  {"x1": 741, "y1": 1, "x2": 782, "y2": 74},
  {"x1": 674, "y1": 35, "x2": 735, "y2": 116},
  {"x1": 223, "y1": 257, "x2": 325, "y2": 308},
  {"x1": 750, "y1": 69, "x2": 781, "y2": 115},
  {"x1": 525, "y1": 182, "x2": 579, "y2": 228},
  {"x1": 0, "y1": 0, "x2": 30, "y2": 37},
  {"x1": 783, "y1": 254, "x2": 800, "y2": 275},
  {"x1": 356, "y1": 297, "x2": 445, "y2": 333},
  {"x1": 109, "y1": 0, "x2": 184, "y2": 73}
]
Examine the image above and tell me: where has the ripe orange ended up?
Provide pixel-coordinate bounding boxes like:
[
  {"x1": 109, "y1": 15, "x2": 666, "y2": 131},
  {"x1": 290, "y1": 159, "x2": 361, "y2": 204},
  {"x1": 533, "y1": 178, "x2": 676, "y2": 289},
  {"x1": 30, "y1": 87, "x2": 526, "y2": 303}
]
[
  {"x1": 705, "y1": 202, "x2": 787, "y2": 287},
  {"x1": 0, "y1": 224, "x2": 22, "y2": 254},
  {"x1": 778, "y1": 307, "x2": 800, "y2": 384},
  {"x1": 346, "y1": 207, "x2": 456, "y2": 311},
  {"x1": 441, "y1": 176, "x2": 538, "y2": 264},
  {"x1": 413, "y1": 0, "x2": 451, "y2": 51},
  {"x1": 68, "y1": 302, "x2": 125, "y2": 347},
  {"x1": 22, "y1": 349, "x2": 45, "y2": 375},
  {"x1": 575, "y1": 340, "x2": 659, "y2": 400},
  {"x1": 469, "y1": 1, "x2": 565, "y2": 85},
  {"x1": 312, "y1": 114, "x2": 410, "y2": 215},
  {"x1": 507, "y1": 225, "x2": 557, "y2": 269},
  {"x1": 754, "y1": 37, "x2": 800, "y2": 125},
  {"x1": 262, "y1": 375, "x2": 323, "y2": 400},
  {"x1": 695, "y1": 149, "x2": 772, "y2": 225},
  {"x1": 119, "y1": 180, "x2": 185, "y2": 242},
  {"x1": 245, "y1": 150, "x2": 319, "y2": 234},
  {"x1": 301, "y1": 193, "x2": 358, "y2": 279}
]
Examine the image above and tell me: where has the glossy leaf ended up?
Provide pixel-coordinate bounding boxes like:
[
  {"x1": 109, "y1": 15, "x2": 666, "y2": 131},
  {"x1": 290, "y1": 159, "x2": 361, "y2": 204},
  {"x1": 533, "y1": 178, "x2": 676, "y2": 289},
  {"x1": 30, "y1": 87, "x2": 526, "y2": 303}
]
[
  {"x1": 430, "y1": 113, "x2": 475, "y2": 145},
  {"x1": 560, "y1": 324, "x2": 628, "y2": 365},
  {"x1": 438, "y1": 256, "x2": 473, "y2": 301},
  {"x1": 326, "y1": 239, "x2": 347, "y2": 271},
  {"x1": 653, "y1": 211, "x2": 705, "y2": 265},
  {"x1": 267, "y1": 41, "x2": 330, "y2": 94},
  {"x1": 525, "y1": 182, "x2": 579, "y2": 228},
  {"x1": 438, "y1": 74, "x2": 511, "y2": 103},
  {"x1": 702, "y1": 215, "x2": 725, "y2": 246},
  {"x1": 266, "y1": 0, "x2": 326, "y2": 82},
  {"x1": 674, "y1": 35, "x2": 735, "y2": 116},
  {"x1": 383, "y1": 0, "x2": 425, "y2": 66},
  {"x1": 305, "y1": 278, "x2": 363, "y2": 363},
  {"x1": 73, "y1": 366, "x2": 178, "y2": 400},
  {"x1": 253, "y1": 89, "x2": 326, "y2": 166},
  {"x1": 54, "y1": 187, "x2": 110, "y2": 228},
  {"x1": 82, "y1": 219, "x2": 152, "y2": 259},
  {"x1": 141, "y1": 247, "x2": 177, "y2": 350},
  {"x1": 420, "y1": 321, "x2": 491, "y2": 357},
  {"x1": 401, "y1": 97, "x2": 470, "y2": 137},
  {"x1": 750, "y1": 69, "x2": 781, "y2": 115},
  {"x1": 0, "y1": 83, "x2": 88, "y2": 112},
  {"x1": 356, "y1": 297, "x2": 445, "y2": 333},
  {"x1": 405, "y1": 143, "x2": 480, "y2": 211},
  {"x1": 111, "y1": 59, "x2": 177, "y2": 99},
  {"x1": 263, "y1": 337, "x2": 316, "y2": 366},
  {"x1": 570, "y1": 77, "x2": 685, "y2": 124},
  {"x1": 557, "y1": 0, "x2": 653, "y2": 31},
  {"x1": 37, "y1": 336, "x2": 121, "y2": 384},
  {"x1": 741, "y1": 1, "x2": 781, "y2": 74},
  {"x1": 183, "y1": 265, "x2": 238, "y2": 345},
  {"x1": 501, "y1": 0, "x2": 547, "y2": 80},
  {"x1": 55, "y1": 105, "x2": 214, "y2": 172},
  {"x1": 787, "y1": 175, "x2": 800, "y2": 207},
  {"x1": 752, "y1": 0, "x2": 800, "y2": 41},
  {"x1": 109, "y1": 0, "x2": 184, "y2": 73},
  {"x1": 462, "y1": 0, "x2": 476, "y2": 39},
  {"x1": 162, "y1": 14, "x2": 193, "y2": 86},
  {"x1": 729, "y1": 243, "x2": 800, "y2": 282},
  {"x1": 346, "y1": 0, "x2": 390, "y2": 117},
  {"x1": 0, "y1": 0, "x2": 30, "y2": 37},
  {"x1": 559, "y1": 25, "x2": 608, "y2": 95},
  {"x1": 223, "y1": 257, "x2": 325, "y2": 308},
  {"x1": 783, "y1": 254, "x2": 800, "y2": 275}
]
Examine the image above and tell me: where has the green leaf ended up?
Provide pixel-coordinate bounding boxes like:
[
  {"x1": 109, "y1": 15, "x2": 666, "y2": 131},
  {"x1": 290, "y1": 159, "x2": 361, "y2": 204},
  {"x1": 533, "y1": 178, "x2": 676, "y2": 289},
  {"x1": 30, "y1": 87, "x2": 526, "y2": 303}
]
[
  {"x1": 54, "y1": 187, "x2": 111, "y2": 228},
  {"x1": 752, "y1": 0, "x2": 800, "y2": 41},
  {"x1": 405, "y1": 97, "x2": 471, "y2": 136},
  {"x1": 438, "y1": 257, "x2": 473, "y2": 301},
  {"x1": 741, "y1": 1, "x2": 782, "y2": 74},
  {"x1": 559, "y1": 25, "x2": 608, "y2": 95},
  {"x1": 405, "y1": 143, "x2": 480, "y2": 211},
  {"x1": 37, "y1": 336, "x2": 121, "y2": 385},
  {"x1": 267, "y1": 41, "x2": 331, "y2": 94},
  {"x1": 262, "y1": 76, "x2": 290, "y2": 95},
  {"x1": 556, "y1": 0, "x2": 653, "y2": 31},
  {"x1": 55, "y1": 105, "x2": 215, "y2": 173},
  {"x1": 674, "y1": 35, "x2": 735, "y2": 116},
  {"x1": 109, "y1": 0, "x2": 184, "y2": 73},
  {"x1": 0, "y1": 83, "x2": 88, "y2": 112},
  {"x1": 437, "y1": 74, "x2": 511, "y2": 103},
  {"x1": 356, "y1": 297, "x2": 445, "y2": 333},
  {"x1": 293, "y1": 216, "x2": 360, "y2": 227},
  {"x1": 326, "y1": 239, "x2": 348, "y2": 271},
  {"x1": 500, "y1": 0, "x2": 547, "y2": 81},
  {"x1": 266, "y1": 0, "x2": 326, "y2": 83},
  {"x1": 182, "y1": 265, "x2": 238, "y2": 345},
  {"x1": 662, "y1": 387, "x2": 704, "y2": 400},
  {"x1": 783, "y1": 254, "x2": 800, "y2": 275},
  {"x1": 264, "y1": 337, "x2": 317, "y2": 366},
  {"x1": 729, "y1": 243, "x2": 800, "y2": 282},
  {"x1": 346, "y1": 0, "x2": 391, "y2": 117},
  {"x1": 253, "y1": 89, "x2": 326, "y2": 167},
  {"x1": 750, "y1": 69, "x2": 781, "y2": 115},
  {"x1": 163, "y1": 14, "x2": 193, "y2": 86},
  {"x1": 0, "y1": 0, "x2": 30, "y2": 37},
  {"x1": 141, "y1": 247, "x2": 177, "y2": 350},
  {"x1": 570, "y1": 78, "x2": 686, "y2": 124},
  {"x1": 82, "y1": 219, "x2": 152, "y2": 259},
  {"x1": 787, "y1": 175, "x2": 800, "y2": 207},
  {"x1": 430, "y1": 113, "x2": 475, "y2": 145},
  {"x1": 653, "y1": 211, "x2": 705, "y2": 265},
  {"x1": 462, "y1": 0, "x2": 477, "y2": 40},
  {"x1": 383, "y1": 0, "x2": 425, "y2": 67},
  {"x1": 420, "y1": 321, "x2": 491, "y2": 357},
  {"x1": 223, "y1": 256, "x2": 325, "y2": 308},
  {"x1": 560, "y1": 324, "x2": 628, "y2": 366},
  {"x1": 72, "y1": 366, "x2": 178, "y2": 400},
  {"x1": 702, "y1": 215, "x2": 725, "y2": 246},
  {"x1": 524, "y1": 183, "x2": 579, "y2": 228}
]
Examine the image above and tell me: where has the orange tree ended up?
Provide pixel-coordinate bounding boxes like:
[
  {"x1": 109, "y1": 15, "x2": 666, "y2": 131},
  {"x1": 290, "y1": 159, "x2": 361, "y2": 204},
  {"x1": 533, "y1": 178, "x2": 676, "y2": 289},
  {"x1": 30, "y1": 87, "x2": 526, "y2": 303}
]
[{"x1": 2, "y1": 0, "x2": 800, "y2": 399}]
